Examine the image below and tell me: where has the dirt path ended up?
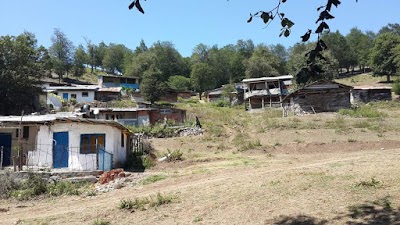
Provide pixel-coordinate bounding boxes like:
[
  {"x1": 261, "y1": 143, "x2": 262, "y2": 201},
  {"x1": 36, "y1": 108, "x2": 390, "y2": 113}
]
[{"x1": 1, "y1": 148, "x2": 395, "y2": 225}]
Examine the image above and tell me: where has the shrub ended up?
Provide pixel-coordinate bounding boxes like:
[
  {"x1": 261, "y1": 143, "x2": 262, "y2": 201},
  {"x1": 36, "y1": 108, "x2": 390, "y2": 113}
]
[
  {"x1": 354, "y1": 178, "x2": 382, "y2": 188},
  {"x1": 211, "y1": 100, "x2": 230, "y2": 108},
  {"x1": 392, "y1": 81, "x2": 400, "y2": 95},
  {"x1": 92, "y1": 219, "x2": 111, "y2": 225},
  {"x1": 165, "y1": 149, "x2": 183, "y2": 161},
  {"x1": 0, "y1": 172, "x2": 18, "y2": 199},
  {"x1": 339, "y1": 105, "x2": 386, "y2": 118},
  {"x1": 140, "y1": 174, "x2": 167, "y2": 185},
  {"x1": 142, "y1": 155, "x2": 156, "y2": 169},
  {"x1": 118, "y1": 193, "x2": 176, "y2": 211}
]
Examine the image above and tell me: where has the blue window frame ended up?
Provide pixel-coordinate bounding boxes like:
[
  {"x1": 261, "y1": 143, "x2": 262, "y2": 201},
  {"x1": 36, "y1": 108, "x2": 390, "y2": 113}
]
[{"x1": 80, "y1": 134, "x2": 105, "y2": 154}]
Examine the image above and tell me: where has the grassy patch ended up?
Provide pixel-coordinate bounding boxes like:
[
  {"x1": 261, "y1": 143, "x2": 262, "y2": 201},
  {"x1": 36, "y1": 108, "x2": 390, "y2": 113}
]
[
  {"x1": 339, "y1": 105, "x2": 386, "y2": 118},
  {"x1": 165, "y1": 149, "x2": 183, "y2": 161},
  {"x1": 140, "y1": 174, "x2": 167, "y2": 185},
  {"x1": 118, "y1": 193, "x2": 178, "y2": 211},
  {"x1": 354, "y1": 178, "x2": 382, "y2": 189},
  {"x1": 233, "y1": 132, "x2": 262, "y2": 151},
  {"x1": 92, "y1": 219, "x2": 111, "y2": 225}
]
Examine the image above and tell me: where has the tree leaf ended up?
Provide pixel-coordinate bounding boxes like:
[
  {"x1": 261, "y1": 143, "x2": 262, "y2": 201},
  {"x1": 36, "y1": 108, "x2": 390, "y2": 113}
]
[
  {"x1": 247, "y1": 15, "x2": 253, "y2": 23},
  {"x1": 315, "y1": 22, "x2": 329, "y2": 33},
  {"x1": 135, "y1": 0, "x2": 145, "y2": 14},
  {"x1": 284, "y1": 29, "x2": 291, "y2": 37},
  {"x1": 301, "y1": 29, "x2": 312, "y2": 42},
  {"x1": 261, "y1": 12, "x2": 270, "y2": 24},
  {"x1": 316, "y1": 10, "x2": 335, "y2": 23},
  {"x1": 326, "y1": 0, "x2": 341, "y2": 12},
  {"x1": 128, "y1": 1, "x2": 135, "y2": 10}
]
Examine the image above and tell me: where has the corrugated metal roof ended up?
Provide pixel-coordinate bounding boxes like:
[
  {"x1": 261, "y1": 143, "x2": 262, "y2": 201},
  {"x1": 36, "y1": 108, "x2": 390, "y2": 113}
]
[
  {"x1": 45, "y1": 85, "x2": 99, "y2": 91},
  {"x1": 97, "y1": 87, "x2": 122, "y2": 92},
  {"x1": 242, "y1": 75, "x2": 293, "y2": 83},
  {"x1": 353, "y1": 86, "x2": 392, "y2": 90},
  {"x1": 0, "y1": 113, "x2": 131, "y2": 133},
  {"x1": 91, "y1": 107, "x2": 156, "y2": 112}
]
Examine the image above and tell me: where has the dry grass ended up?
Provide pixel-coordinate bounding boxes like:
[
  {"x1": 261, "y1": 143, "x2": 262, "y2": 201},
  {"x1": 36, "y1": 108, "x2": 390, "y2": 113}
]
[{"x1": 2, "y1": 101, "x2": 400, "y2": 224}]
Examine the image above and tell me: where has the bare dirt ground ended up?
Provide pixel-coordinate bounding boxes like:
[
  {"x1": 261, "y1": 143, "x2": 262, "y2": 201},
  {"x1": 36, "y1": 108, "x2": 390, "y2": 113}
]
[
  {"x1": 2, "y1": 105, "x2": 400, "y2": 225},
  {"x1": 1, "y1": 140, "x2": 400, "y2": 225}
]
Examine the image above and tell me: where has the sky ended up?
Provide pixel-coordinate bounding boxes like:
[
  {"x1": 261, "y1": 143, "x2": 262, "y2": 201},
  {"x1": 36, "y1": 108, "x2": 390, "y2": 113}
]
[{"x1": 0, "y1": 1, "x2": 399, "y2": 57}]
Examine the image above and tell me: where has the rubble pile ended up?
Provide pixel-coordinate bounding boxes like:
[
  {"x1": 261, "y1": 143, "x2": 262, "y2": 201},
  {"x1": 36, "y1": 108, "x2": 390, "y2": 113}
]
[
  {"x1": 95, "y1": 169, "x2": 146, "y2": 192},
  {"x1": 176, "y1": 127, "x2": 203, "y2": 137}
]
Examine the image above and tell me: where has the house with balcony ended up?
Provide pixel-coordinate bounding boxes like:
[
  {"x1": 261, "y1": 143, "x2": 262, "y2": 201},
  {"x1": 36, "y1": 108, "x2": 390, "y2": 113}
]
[
  {"x1": 98, "y1": 74, "x2": 140, "y2": 90},
  {"x1": 242, "y1": 75, "x2": 293, "y2": 110}
]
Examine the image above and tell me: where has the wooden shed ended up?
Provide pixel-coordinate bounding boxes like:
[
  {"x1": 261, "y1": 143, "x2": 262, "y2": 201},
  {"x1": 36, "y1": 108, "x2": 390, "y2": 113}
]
[
  {"x1": 282, "y1": 80, "x2": 352, "y2": 115},
  {"x1": 351, "y1": 86, "x2": 392, "y2": 104}
]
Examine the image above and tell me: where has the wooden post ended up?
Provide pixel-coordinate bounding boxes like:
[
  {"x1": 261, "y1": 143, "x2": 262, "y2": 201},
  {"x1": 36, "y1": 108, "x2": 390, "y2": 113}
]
[
  {"x1": 0, "y1": 146, "x2": 3, "y2": 170},
  {"x1": 18, "y1": 111, "x2": 24, "y2": 171},
  {"x1": 262, "y1": 97, "x2": 264, "y2": 109}
]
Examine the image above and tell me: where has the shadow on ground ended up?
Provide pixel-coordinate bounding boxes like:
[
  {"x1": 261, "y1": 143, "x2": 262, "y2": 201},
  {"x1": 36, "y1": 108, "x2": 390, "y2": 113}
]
[{"x1": 267, "y1": 197, "x2": 400, "y2": 225}]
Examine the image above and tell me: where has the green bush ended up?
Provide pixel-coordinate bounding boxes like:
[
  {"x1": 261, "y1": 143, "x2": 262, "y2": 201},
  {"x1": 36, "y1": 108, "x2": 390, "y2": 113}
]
[
  {"x1": 392, "y1": 81, "x2": 400, "y2": 95},
  {"x1": 118, "y1": 193, "x2": 176, "y2": 211},
  {"x1": 339, "y1": 105, "x2": 386, "y2": 118},
  {"x1": 211, "y1": 99, "x2": 230, "y2": 108},
  {"x1": 142, "y1": 155, "x2": 156, "y2": 169},
  {"x1": 0, "y1": 173, "x2": 18, "y2": 199},
  {"x1": 140, "y1": 174, "x2": 167, "y2": 185},
  {"x1": 165, "y1": 149, "x2": 183, "y2": 161}
]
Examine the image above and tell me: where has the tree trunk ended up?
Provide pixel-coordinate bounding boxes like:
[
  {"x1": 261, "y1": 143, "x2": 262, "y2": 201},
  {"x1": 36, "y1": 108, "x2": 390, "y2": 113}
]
[
  {"x1": 199, "y1": 92, "x2": 202, "y2": 100},
  {"x1": 91, "y1": 64, "x2": 94, "y2": 74},
  {"x1": 386, "y1": 74, "x2": 391, "y2": 83}
]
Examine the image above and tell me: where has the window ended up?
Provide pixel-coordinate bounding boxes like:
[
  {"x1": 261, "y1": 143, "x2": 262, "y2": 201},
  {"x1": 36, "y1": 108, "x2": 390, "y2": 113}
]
[
  {"x1": 82, "y1": 92, "x2": 89, "y2": 97},
  {"x1": 160, "y1": 109, "x2": 172, "y2": 115},
  {"x1": 121, "y1": 132, "x2": 124, "y2": 147},
  {"x1": 71, "y1": 94, "x2": 77, "y2": 99},
  {"x1": 80, "y1": 134, "x2": 105, "y2": 154},
  {"x1": 23, "y1": 126, "x2": 29, "y2": 139},
  {"x1": 16, "y1": 129, "x2": 19, "y2": 138}
]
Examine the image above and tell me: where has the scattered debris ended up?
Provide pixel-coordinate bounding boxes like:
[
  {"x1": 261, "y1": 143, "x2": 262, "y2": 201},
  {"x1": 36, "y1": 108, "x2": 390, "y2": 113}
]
[
  {"x1": 176, "y1": 127, "x2": 203, "y2": 137},
  {"x1": 95, "y1": 169, "x2": 147, "y2": 192}
]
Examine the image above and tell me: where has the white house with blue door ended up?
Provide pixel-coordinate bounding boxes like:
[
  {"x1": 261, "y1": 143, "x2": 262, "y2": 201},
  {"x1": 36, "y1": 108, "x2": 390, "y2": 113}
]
[
  {"x1": 45, "y1": 85, "x2": 98, "y2": 104},
  {"x1": 0, "y1": 114, "x2": 132, "y2": 171}
]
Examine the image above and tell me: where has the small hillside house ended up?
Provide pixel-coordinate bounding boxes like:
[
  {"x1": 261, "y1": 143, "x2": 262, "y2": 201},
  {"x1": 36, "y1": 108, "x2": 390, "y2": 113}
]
[
  {"x1": 90, "y1": 107, "x2": 186, "y2": 127},
  {"x1": 98, "y1": 75, "x2": 139, "y2": 90},
  {"x1": 205, "y1": 83, "x2": 245, "y2": 104},
  {"x1": 351, "y1": 86, "x2": 392, "y2": 104},
  {"x1": 0, "y1": 114, "x2": 132, "y2": 171},
  {"x1": 242, "y1": 75, "x2": 293, "y2": 110},
  {"x1": 282, "y1": 80, "x2": 352, "y2": 115},
  {"x1": 45, "y1": 85, "x2": 98, "y2": 103}
]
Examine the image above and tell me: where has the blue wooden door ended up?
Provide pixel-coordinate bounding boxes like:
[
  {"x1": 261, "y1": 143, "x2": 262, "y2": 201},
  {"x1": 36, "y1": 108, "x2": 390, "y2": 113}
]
[
  {"x1": 53, "y1": 132, "x2": 69, "y2": 168},
  {"x1": 62, "y1": 93, "x2": 68, "y2": 100},
  {"x1": 0, "y1": 133, "x2": 12, "y2": 166}
]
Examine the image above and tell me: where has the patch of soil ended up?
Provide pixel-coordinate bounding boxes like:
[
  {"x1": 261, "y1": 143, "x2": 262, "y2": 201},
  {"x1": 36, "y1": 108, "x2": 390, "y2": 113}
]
[{"x1": 264, "y1": 140, "x2": 400, "y2": 154}]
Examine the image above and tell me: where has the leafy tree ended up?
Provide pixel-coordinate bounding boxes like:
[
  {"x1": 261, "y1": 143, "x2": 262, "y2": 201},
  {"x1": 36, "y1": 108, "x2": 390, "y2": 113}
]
[
  {"x1": 49, "y1": 28, "x2": 74, "y2": 82},
  {"x1": 140, "y1": 66, "x2": 167, "y2": 104},
  {"x1": 346, "y1": 28, "x2": 375, "y2": 72},
  {"x1": 167, "y1": 75, "x2": 191, "y2": 91},
  {"x1": 71, "y1": 45, "x2": 86, "y2": 77},
  {"x1": 322, "y1": 30, "x2": 357, "y2": 73},
  {"x1": 287, "y1": 42, "x2": 339, "y2": 85},
  {"x1": 0, "y1": 32, "x2": 44, "y2": 115},
  {"x1": 378, "y1": 23, "x2": 400, "y2": 36},
  {"x1": 150, "y1": 41, "x2": 187, "y2": 80},
  {"x1": 270, "y1": 44, "x2": 289, "y2": 74},
  {"x1": 102, "y1": 43, "x2": 131, "y2": 74},
  {"x1": 370, "y1": 32, "x2": 400, "y2": 82},
  {"x1": 244, "y1": 44, "x2": 280, "y2": 78},
  {"x1": 190, "y1": 63, "x2": 215, "y2": 100},
  {"x1": 134, "y1": 39, "x2": 148, "y2": 55},
  {"x1": 95, "y1": 41, "x2": 108, "y2": 70},
  {"x1": 125, "y1": 50, "x2": 157, "y2": 78}
]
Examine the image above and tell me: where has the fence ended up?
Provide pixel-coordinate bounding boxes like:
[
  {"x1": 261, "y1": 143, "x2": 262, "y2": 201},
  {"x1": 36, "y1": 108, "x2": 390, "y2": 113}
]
[{"x1": 0, "y1": 144, "x2": 113, "y2": 172}]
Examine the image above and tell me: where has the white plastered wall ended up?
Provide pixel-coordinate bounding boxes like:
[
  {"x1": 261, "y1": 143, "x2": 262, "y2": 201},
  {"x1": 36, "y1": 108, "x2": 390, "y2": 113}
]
[{"x1": 28, "y1": 122, "x2": 127, "y2": 171}]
